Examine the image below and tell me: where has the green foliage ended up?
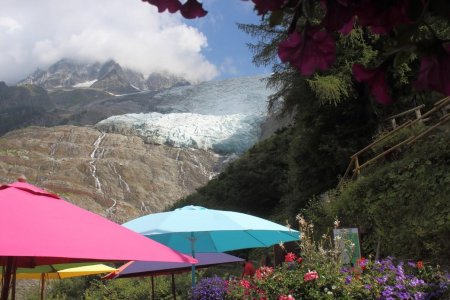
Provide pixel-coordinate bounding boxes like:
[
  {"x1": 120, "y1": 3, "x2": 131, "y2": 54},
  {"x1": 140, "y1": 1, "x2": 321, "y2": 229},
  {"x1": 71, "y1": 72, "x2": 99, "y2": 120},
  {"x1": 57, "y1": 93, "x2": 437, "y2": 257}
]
[
  {"x1": 174, "y1": 128, "x2": 292, "y2": 218},
  {"x1": 41, "y1": 277, "x2": 92, "y2": 299},
  {"x1": 280, "y1": 81, "x2": 378, "y2": 219},
  {"x1": 307, "y1": 131, "x2": 450, "y2": 264},
  {"x1": 369, "y1": 123, "x2": 426, "y2": 154},
  {"x1": 306, "y1": 74, "x2": 350, "y2": 105},
  {"x1": 84, "y1": 278, "x2": 152, "y2": 299}
]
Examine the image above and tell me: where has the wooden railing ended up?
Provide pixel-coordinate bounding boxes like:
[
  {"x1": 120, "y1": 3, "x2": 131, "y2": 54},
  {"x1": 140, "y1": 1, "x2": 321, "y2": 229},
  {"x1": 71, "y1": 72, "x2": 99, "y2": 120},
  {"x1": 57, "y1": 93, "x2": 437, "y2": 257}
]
[
  {"x1": 386, "y1": 104, "x2": 425, "y2": 129},
  {"x1": 338, "y1": 96, "x2": 450, "y2": 188}
]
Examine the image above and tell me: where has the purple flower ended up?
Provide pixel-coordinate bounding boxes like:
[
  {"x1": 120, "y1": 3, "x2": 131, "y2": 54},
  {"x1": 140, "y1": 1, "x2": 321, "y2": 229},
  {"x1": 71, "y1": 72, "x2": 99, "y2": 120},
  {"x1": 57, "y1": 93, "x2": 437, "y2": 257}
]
[
  {"x1": 180, "y1": 0, "x2": 207, "y2": 19},
  {"x1": 345, "y1": 275, "x2": 352, "y2": 284},
  {"x1": 409, "y1": 277, "x2": 425, "y2": 287},
  {"x1": 395, "y1": 291, "x2": 411, "y2": 299},
  {"x1": 320, "y1": 0, "x2": 355, "y2": 34},
  {"x1": 382, "y1": 286, "x2": 394, "y2": 297},
  {"x1": 414, "y1": 44, "x2": 450, "y2": 96},
  {"x1": 413, "y1": 291, "x2": 426, "y2": 300},
  {"x1": 364, "y1": 284, "x2": 371, "y2": 290},
  {"x1": 377, "y1": 276, "x2": 389, "y2": 284},
  {"x1": 355, "y1": 0, "x2": 411, "y2": 34},
  {"x1": 192, "y1": 276, "x2": 227, "y2": 300},
  {"x1": 142, "y1": 0, "x2": 181, "y2": 13},
  {"x1": 352, "y1": 63, "x2": 392, "y2": 105},
  {"x1": 278, "y1": 28, "x2": 336, "y2": 76}
]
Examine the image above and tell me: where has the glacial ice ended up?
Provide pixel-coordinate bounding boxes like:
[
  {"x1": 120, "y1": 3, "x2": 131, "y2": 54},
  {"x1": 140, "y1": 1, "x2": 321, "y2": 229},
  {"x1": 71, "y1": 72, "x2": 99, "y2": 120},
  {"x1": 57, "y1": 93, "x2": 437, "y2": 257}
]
[
  {"x1": 96, "y1": 75, "x2": 273, "y2": 154},
  {"x1": 97, "y1": 112, "x2": 264, "y2": 154}
]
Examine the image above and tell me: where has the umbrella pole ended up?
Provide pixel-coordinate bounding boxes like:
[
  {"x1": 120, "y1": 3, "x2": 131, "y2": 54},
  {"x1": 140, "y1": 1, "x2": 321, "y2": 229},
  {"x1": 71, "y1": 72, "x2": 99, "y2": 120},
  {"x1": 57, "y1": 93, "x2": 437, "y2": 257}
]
[
  {"x1": 190, "y1": 233, "x2": 196, "y2": 288},
  {"x1": 0, "y1": 257, "x2": 13, "y2": 300},
  {"x1": 171, "y1": 273, "x2": 176, "y2": 300},
  {"x1": 40, "y1": 274, "x2": 45, "y2": 300},
  {"x1": 11, "y1": 268, "x2": 16, "y2": 300},
  {"x1": 151, "y1": 276, "x2": 155, "y2": 300}
]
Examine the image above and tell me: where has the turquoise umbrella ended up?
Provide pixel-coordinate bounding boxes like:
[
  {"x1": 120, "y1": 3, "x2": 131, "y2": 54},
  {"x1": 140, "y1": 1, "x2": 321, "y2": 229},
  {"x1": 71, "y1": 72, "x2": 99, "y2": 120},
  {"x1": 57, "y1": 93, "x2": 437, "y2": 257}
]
[{"x1": 123, "y1": 205, "x2": 300, "y2": 286}]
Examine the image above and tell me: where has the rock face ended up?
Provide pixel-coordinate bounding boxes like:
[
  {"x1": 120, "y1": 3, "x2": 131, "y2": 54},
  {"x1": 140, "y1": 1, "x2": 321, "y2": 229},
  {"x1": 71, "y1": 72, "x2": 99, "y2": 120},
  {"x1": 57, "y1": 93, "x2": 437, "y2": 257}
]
[
  {"x1": 17, "y1": 58, "x2": 190, "y2": 94},
  {"x1": 0, "y1": 126, "x2": 220, "y2": 223},
  {"x1": 19, "y1": 59, "x2": 101, "y2": 89},
  {"x1": 0, "y1": 83, "x2": 58, "y2": 135},
  {"x1": 146, "y1": 72, "x2": 190, "y2": 92}
]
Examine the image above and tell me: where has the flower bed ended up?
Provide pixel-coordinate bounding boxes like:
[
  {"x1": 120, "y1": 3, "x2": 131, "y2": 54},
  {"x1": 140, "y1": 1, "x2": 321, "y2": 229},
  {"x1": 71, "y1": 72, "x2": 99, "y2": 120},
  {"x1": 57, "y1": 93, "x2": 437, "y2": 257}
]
[{"x1": 191, "y1": 217, "x2": 450, "y2": 299}]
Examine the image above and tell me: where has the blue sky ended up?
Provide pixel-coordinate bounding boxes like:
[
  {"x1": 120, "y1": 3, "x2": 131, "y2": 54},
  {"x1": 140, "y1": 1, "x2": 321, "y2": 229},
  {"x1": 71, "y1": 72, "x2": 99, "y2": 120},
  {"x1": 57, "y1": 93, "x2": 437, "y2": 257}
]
[
  {"x1": 184, "y1": 1, "x2": 270, "y2": 79},
  {"x1": 0, "y1": 0, "x2": 270, "y2": 84}
]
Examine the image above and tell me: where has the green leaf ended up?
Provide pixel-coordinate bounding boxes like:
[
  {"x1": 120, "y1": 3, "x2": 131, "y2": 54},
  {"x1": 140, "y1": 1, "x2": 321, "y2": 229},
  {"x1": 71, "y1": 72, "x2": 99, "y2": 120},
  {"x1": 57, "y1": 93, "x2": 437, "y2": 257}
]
[{"x1": 393, "y1": 51, "x2": 412, "y2": 68}]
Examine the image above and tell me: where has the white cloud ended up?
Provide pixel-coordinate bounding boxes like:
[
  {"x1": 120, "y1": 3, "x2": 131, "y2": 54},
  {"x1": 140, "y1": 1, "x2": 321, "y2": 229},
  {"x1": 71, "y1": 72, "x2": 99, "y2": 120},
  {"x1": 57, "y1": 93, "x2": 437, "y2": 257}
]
[{"x1": 0, "y1": 0, "x2": 219, "y2": 84}]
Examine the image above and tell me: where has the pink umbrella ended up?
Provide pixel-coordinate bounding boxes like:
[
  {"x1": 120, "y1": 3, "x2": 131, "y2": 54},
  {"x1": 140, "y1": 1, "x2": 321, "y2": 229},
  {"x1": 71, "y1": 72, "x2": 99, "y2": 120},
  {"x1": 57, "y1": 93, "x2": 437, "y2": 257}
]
[{"x1": 0, "y1": 181, "x2": 197, "y2": 300}]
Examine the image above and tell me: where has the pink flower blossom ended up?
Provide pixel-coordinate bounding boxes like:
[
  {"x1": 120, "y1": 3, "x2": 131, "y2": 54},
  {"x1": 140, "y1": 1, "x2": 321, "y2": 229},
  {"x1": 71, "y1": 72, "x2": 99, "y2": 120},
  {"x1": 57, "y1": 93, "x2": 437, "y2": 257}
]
[
  {"x1": 180, "y1": 0, "x2": 207, "y2": 19},
  {"x1": 304, "y1": 271, "x2": 319, "y2": 282},
  {"x1": 321, "y1": 0, "x2": 355, "y2": 34},
  {"x1": 278, "y1": 28, "x2": 336, "y2": 75},
  {"x1": 240, "y1": 279, "x2": 251, "y2": 289},
  {"x1": 355, "y1": 0, "x2": 411, "y2": 34},
  {"x1": 142, "y1": 0, "x2": 181, "y2": 13},
  {"x1": 414, "y1": 44, "x2": 450, "y2": 96},
  {"x1": 353, "y1": 63, "x2": 393, "y2": 105},
  {"x1": 255, "y1": 266, "x2": 274, "y2": 280},
  {"x1": 284, "y1": 252, "x2": 297, "y2": 262},
  {"x1": 278, "y1": 294, "x2": 295, "y2": 300}
]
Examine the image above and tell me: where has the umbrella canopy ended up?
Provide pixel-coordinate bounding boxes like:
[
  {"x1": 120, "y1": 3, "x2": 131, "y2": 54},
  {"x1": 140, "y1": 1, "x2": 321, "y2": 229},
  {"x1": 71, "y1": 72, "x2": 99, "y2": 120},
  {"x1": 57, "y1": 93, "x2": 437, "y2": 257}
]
[
  {"x1": 109, "y1": 252, "x2": 244, "y2": 278},
  {"x1": 0, "y1": 181, "x2": 197, "y2": 300},
  {"x1": 1, "y1": 262, "x2": 118, "y2": 300},
  {"x1": 123, "y1": 205, "x2": 300, "y2": 286},
  {"x1": 123, "y1": 205, "x2": 300, "y2": 253},
  {"x1": 1, "y1": 263, "x2": 118, "y2": 280}
]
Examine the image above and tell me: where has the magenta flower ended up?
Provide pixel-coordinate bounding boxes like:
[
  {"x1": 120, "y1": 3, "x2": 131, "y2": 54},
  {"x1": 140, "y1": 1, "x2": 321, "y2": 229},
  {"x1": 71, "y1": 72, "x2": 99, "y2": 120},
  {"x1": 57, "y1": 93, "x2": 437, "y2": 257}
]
[
  {"x1": 251, "y1": 0, "x2": 287, "y2": 16},
  {"x1": 284, "y1": 252, "x2": 297, "y2": 262},
  {"x1": 278, "y1": 28, "x2": 336, "y2": 75},
  {"x1": 180, "y1": 0, "x2": 207, "y2": 19},
  {"x1": 278, "y1": 295, "x2": 295, "y2": 300},
  {"x1": 143, "y1": 0, "x2": 182, "y2": 13},
  {"x1": 353, "y1": 63, "x2": 393, "y2": 105},
  {"x1": 303, "y1": 271, "x2": 319, "y2": 282},
  {"x1": 320, "y1": 0, "x2": 355, "y2": 34},
  {"x1": 414, "y1": 45, "x2": 450, "y2": 96},
  {"x1": 356, "y1": 0, "x2": 411, "y2": 34}
]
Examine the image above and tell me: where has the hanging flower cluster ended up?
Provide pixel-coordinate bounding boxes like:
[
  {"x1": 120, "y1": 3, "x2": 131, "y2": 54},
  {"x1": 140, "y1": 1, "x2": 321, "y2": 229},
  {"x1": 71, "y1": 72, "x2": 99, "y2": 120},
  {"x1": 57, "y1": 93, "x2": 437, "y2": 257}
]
[{"x1": 143, "y1": 0, "x2": 450, "y2": 104}]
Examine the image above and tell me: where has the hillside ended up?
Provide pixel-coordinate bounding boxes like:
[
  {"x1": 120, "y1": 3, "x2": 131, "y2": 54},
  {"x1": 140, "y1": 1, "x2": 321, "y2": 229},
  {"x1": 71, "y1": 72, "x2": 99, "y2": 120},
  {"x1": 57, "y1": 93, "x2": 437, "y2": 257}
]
[
  {"x1": 0, "y1": 126, "x2": 219, "y2": 223},
  {"x1": 0, "y1": 82, "x2": 57, "y2": 135}
]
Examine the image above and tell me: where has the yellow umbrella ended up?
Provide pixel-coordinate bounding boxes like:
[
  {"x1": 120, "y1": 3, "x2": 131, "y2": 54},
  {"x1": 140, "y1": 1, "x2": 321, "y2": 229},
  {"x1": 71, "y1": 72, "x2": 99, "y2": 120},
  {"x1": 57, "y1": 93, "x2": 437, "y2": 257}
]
[
  {"x1": 12, "y1": 263, "x2": 117, "y2": 279},
  {"x1": 1, "y1": 263, "x2": 117, "y2": 299}
]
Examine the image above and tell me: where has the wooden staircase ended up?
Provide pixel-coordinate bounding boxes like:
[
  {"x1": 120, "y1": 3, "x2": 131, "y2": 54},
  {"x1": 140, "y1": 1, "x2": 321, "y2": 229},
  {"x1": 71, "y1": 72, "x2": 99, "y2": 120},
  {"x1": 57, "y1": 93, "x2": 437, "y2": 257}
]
[{"x1": 338, "y1": 96, "x2": 450, "y2": 187}]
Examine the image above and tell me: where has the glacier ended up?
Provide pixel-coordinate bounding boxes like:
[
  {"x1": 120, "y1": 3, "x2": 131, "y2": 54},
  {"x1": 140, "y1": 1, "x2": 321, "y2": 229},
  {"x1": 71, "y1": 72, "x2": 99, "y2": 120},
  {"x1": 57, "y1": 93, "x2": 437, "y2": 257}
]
[
  {"x1": 96, "y1": 75, "x2": 274, "y2": 154},
  {"x1": 97, "y1": 112, "x2": 264, "y2": 154}
]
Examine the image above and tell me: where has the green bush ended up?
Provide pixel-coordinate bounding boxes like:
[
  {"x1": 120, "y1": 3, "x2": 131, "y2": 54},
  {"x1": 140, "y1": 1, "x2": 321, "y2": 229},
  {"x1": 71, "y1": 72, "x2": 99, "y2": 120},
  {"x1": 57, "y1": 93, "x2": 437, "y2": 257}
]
[{"x1": 307, "y1": 131, "x2": 450, "y2": 265}]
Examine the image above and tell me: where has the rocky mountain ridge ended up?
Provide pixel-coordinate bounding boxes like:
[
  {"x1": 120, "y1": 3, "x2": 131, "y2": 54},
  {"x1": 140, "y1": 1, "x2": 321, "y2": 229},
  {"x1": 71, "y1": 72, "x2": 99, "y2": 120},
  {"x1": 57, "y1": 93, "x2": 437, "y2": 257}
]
[{"x1": 18, "y1": 58, "x2": 190, "y2": 94}]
